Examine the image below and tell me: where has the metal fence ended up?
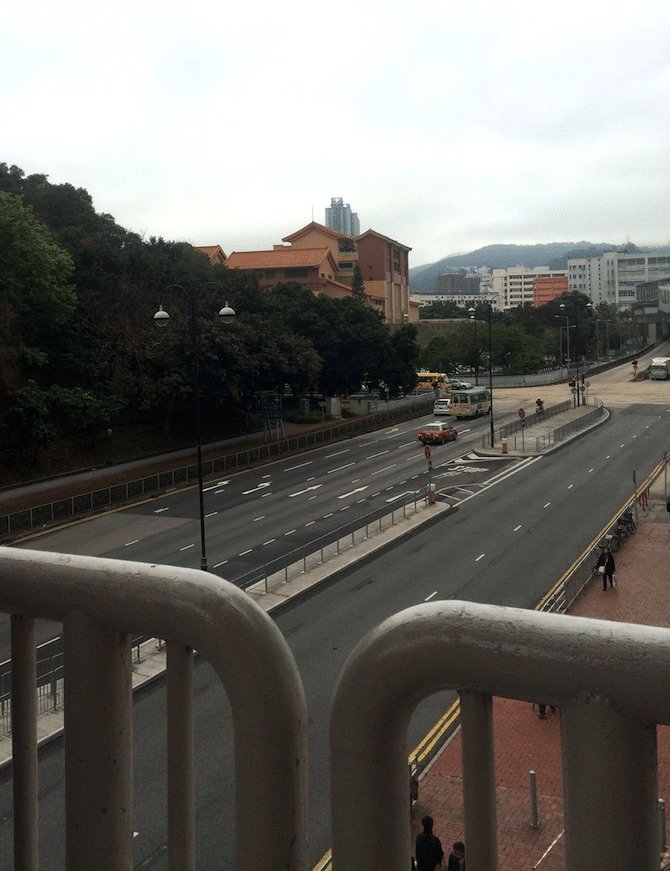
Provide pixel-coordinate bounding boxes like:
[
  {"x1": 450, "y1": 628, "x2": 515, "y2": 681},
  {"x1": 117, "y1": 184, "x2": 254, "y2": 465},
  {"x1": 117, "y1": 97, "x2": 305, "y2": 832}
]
[{"x1": 0, "y1": 397, "x2": 434, "y2": 540}]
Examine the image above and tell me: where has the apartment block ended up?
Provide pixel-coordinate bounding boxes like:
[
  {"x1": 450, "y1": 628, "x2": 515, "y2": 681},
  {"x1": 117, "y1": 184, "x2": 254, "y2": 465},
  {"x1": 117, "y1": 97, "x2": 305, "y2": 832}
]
[
  {"x1": 568, "y1": 252, "x2": 670, "y2": 309},
  {"x1": 491, "y1": 266, "x2": 568, "y2": 310},
  {"x1": 325, "y1": 197, "x2": 360, "y2": 237}
]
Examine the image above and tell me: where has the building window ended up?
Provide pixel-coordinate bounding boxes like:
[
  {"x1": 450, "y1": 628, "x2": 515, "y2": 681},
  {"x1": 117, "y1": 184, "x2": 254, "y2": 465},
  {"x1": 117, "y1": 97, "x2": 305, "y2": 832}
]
[{"x1": 285, "y1": 268, "x2": 309, "y2": 278}]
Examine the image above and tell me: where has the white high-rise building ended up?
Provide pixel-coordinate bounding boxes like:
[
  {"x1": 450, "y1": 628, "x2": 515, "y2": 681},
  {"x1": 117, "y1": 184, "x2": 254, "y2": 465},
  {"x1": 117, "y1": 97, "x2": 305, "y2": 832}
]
[
  {"x1": 568, "y1": 252, "x2": 670, "y2": 309},
  {"x1": 491, "y1": 266, "x2": 567, "y2": 310},
  {"x1": 325, "y1": 197, "x2": 360, "y2": 237}
]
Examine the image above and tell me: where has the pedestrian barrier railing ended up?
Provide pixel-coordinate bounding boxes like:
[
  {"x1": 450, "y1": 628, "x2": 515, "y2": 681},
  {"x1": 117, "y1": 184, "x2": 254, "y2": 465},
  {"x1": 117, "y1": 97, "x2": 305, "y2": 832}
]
[
  {"x1": 233, "y1": 489, "x2": 430, "y2": 593},
  {"x1": 0, "y1": 398, "x2": 434, "y2": 541},
  {"x1": 0, "y1": 493, "x2": 431, "y2": 740},
  {"x1": 3, "y1": 548, "x2": 670, "y2": 868},
  {"x1": 481, "y1": 398, "x2": 605, "y2": 452}
]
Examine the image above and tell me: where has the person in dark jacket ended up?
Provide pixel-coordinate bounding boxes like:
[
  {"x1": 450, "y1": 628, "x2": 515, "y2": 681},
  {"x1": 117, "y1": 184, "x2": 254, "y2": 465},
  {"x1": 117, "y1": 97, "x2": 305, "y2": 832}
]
[
  {"x1": 415, "y1": 815, "x2": 444, "y2": 870},
  {"x1": 597, "y1": 545, "x2": 616, "y2": 590},
  {"x1": 447, "y1": 840, "x2": 465, "y2": 870}
]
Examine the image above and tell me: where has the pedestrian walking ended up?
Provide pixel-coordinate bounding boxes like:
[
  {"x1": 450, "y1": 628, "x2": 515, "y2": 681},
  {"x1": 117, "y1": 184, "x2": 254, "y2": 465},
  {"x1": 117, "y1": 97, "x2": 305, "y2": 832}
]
[
  {"x1": 415, "y1": 815, "x2": 444, "y2": 870},
  {"x1": 447, "y1": 840, "x2": 465, "y2": 870},
  {"x1": 596, "y1": 545, "x2": 616, "y2": 590}
]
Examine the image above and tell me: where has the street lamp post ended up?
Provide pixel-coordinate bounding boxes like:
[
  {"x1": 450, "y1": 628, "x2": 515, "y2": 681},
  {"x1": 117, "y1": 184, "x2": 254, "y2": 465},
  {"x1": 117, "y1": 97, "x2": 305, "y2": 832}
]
[
  {"x1": 154, "y1": 284, "x2": 235, "y2": 572},
  {"x1": 468, "y1": 307, "x2": 479, "y2": 385},
  {"x1": 486, "y1": 302, "x2": 494, "y2": 447}
]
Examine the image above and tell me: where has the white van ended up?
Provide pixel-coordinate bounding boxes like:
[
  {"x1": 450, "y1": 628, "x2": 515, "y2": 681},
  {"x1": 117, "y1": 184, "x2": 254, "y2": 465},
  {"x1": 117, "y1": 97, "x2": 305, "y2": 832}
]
[{"x1": 433, "y1": 398, "x2": 451, "y2": 416}]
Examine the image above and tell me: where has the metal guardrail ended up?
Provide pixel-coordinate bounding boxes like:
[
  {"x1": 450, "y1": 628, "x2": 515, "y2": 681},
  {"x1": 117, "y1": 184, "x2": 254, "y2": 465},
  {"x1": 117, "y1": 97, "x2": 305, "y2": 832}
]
[
  {"x1": 0, "y1": 492, "x2": 433, "y2": 738},
  {"x1": 231, "y1": 489, "x2": 428, "y2": 592},
  {"x1": 0, "y1": 398, "x2": 434, "y2": 540}
]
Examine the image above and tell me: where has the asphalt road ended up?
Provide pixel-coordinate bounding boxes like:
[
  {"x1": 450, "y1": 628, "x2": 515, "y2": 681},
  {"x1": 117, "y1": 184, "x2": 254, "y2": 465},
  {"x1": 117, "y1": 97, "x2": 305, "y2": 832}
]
[{"x1": 1, "y1": 381, "x2": 668, "y2": 867}]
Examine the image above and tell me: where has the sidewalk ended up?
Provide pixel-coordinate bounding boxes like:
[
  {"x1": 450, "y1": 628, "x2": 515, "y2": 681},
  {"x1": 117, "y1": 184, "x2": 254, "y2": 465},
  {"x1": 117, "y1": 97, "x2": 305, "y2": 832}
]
[{"x1": 410, "y1": 478, "x2": 670, "y2": 870}]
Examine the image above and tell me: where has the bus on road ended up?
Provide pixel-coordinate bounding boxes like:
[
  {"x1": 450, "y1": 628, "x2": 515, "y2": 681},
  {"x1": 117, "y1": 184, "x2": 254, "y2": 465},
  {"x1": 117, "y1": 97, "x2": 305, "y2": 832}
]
[
  {"x1": 650, "y1": 357, "x2": 670, "y2": 380},
  {"x1": 450, "y1": 387, "x2": 491, "y2": 418}
]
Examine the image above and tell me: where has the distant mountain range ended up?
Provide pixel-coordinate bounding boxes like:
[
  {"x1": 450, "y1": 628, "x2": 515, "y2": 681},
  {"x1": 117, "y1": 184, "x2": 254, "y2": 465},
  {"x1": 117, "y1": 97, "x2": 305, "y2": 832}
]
[{"x1": 409, "y1": 241, "x2": 670, "y2": 294}]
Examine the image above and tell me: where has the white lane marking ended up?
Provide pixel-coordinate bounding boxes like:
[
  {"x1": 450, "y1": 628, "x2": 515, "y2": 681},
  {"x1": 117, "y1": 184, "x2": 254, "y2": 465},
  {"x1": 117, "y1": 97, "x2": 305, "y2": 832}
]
[
  {"x1": 543, "y1": 502, "x2": 551, "y2": 508},
  {"x1": 401, "y1": 441, "x2": 417, "y2": 448},
  {"x1": 205, "y1": 511, "x2": 218, "y2": 518},
  {"x1": 371, "y1": 492, "x2": 381, "y2": 498},
  {"x1": 371, "y1": 464, "x2": 397, "y2": 476},
  {"x1": 327, "y1": 462, "x2": 356, "y2": 474},
  {"x1": 284, "y1": 461, "x2": 313, "y2": 471},
  {"x1": 213, "y1": 559, "x2": 228, "y2": 568},
  {"x1": 475, "y1": 553, "x2": 485, "y2": 562},
  {"x1": 305, "y1": 520, "x2": 316, "y2": 526},
  {"x1": 338, "y1": 486, "x2": 369, "y2": 499},
  {"x1": 385, "y1": 428, "x2": 399, "y2": 434},
  {"x1": 306, "y1": 476, "x2": 315, "y2": 481},
  {"x1": 588, "y1": 468, "x2": 594, "y2": 473},
  {"x1": 366, "y1": 450, "x2": 389, "y2": 459},
  {"x1": 325, "y1": 449, "x2": 350, "y2": 458},
  {"x1": 180, "y1": 544, "x2": 195, "y2": 551},
  {"x1": 514, "y1": 524, "x2": 522, "y2": 531},
  {"x1": 253, "y1": 515, "x2": 265, "y2": 522},
  {"x1": 239, "y1": 548, "x2": 253, "y2": 555},
  {"x1": 308, "y1": 494, "x2": 319, "y2": 501},
  {"x1": 261, "y1": 492, "x2": 272, "y2": 498},
  {"x1": 424, "y1": 591, "x2": 438, "y2": 602},
  {"x1": 605, "y1": 455, "x2": 611, "y2": 459},
  {"x1": 154, "y1": 507, "x2": 170, "y2": 513},
  {"x1": 289, "y1": 484, "x2": 322, "y2": 498},
  {"x1": 263, "y1": 539, "x2": 276, "y2": 546},
  {"x1": 339, "y1": 505, "x2": 351, "y2": 510},
  {"x1": 620, "y1": 443, "x2": 625, "y2": 448},
  {"x1": 125, "y1": 539, "x2": 139, "y2": 546},
  {"x1": 284, "y1": 529, "x2": 296, "y2": 536},
  {"x1": 242, "y1": 482, "x2": 271, "y2": 494},
  {"x1": 205, "y1": 480, "x2": 229, "y2": 492},
  {"x1": 386, "y1": 491, "x2": 413, "y2": 503},
  {"x1": 262, "y1": 473, "x2": 271, "y2": 479},
  {"x1": 323, "y1": 512, "x2": 334, "y2": 518},
  {"x1": 567, "y1": 484, "x2": 574, "y2": 489}
]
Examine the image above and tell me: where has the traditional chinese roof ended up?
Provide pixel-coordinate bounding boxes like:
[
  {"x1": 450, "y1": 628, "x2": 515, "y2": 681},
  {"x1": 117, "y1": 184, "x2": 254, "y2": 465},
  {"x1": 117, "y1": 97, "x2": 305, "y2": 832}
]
[
  {"x1": 282, "y1": 221, "x2": 352, "y2": 243},
  {"x1": 225, "y1": 247, "x2": 337, "y2": 270}
]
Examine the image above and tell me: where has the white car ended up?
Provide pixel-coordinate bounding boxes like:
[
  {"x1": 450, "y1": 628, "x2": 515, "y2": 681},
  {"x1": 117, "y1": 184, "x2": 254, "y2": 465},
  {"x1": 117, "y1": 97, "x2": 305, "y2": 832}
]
[{"x1": 433, "y1": 398, "x2": 451, "y2": 416}]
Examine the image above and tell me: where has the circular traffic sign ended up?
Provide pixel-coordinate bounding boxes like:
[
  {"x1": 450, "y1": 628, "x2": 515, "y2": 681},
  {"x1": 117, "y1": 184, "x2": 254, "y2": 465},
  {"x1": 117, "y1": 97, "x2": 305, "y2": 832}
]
[
  {"x1": 518, "y1": 408, "x2": 525, "y2": 419},
  {"x1": 424, "y1": 445, "x2": 431, "y2": 460}
]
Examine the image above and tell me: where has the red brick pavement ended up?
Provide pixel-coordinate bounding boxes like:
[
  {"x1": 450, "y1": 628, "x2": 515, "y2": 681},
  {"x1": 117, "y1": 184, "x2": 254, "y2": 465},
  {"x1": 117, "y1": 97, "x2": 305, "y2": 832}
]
[{"x1": 412, "y1": 512, "x2": 670, "y2": 870}]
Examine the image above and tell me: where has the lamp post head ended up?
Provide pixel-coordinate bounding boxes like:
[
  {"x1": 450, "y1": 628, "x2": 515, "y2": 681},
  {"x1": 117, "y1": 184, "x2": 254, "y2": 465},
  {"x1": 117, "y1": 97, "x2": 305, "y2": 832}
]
[
  {"x1": 219, "y1": 302, "x2": 236, "y2": 324},
  {"x1": 559, "y1": 302, "x2": 566, "y2": 311},
  {"x1": 154, "y1": 306, "x2": 170, "y2": 327}
]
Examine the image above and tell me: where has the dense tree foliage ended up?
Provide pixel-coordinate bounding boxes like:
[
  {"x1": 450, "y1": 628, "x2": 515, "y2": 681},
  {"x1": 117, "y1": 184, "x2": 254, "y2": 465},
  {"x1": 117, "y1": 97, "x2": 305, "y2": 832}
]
[{"x1": 0, "y1": 164, "x2": 425, "y2": 472}]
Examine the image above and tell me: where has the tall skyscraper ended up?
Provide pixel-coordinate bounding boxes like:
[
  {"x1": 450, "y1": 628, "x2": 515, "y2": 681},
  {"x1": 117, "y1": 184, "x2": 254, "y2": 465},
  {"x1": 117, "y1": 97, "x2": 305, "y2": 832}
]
[{"x1": 325, "y1": 197, "x2": 360, "y2": 237}]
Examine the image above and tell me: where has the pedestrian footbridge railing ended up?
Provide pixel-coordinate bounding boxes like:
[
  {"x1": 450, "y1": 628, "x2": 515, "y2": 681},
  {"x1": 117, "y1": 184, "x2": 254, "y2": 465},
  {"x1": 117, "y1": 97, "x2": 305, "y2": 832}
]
[{"x1": 2, "y1": 550, "x2": 670, "y2": 870}]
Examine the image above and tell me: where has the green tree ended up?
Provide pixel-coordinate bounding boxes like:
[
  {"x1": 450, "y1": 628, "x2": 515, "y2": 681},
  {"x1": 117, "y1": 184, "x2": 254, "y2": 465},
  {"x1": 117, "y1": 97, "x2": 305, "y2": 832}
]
[
  {"x1": 0, "y1": 192, "x2": 76, "y2": 393},
  {"x1": 351, "y1": 264, "x2": 365, "y2": 300}
]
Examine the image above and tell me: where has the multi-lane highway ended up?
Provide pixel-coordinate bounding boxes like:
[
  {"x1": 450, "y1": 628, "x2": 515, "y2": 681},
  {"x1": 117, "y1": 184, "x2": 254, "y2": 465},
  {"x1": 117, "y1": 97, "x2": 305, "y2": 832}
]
[{"x1": 0, "y1": 351, "x2": 668, "y2": 868}]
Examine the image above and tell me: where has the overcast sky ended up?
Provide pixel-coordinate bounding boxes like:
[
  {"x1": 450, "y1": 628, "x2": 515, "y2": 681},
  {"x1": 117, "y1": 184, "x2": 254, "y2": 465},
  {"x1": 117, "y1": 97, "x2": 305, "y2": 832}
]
[{"x1": 3, "y1": 1, "x2": 669, "y2": 267}]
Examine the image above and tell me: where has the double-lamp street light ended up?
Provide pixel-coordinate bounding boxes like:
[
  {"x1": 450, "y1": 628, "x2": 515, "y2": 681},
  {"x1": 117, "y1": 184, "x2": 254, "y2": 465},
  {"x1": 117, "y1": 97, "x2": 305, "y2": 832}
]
[
  {"x1": 469, "y1": 304, "x2": 495, "y2": 447},
  {"x1": 154, "y1": 283, "x2": 236, "y2": 572}
]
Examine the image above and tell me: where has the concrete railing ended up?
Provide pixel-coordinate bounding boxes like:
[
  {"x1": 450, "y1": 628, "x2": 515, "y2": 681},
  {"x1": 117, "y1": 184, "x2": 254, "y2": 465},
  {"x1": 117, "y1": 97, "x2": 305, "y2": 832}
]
[
  {"x1": 3, "y1": 548, "x2": 670, "y2": 870},
  {"x1": 0, "y1": 549, "x2": 308, "y2": 871}
]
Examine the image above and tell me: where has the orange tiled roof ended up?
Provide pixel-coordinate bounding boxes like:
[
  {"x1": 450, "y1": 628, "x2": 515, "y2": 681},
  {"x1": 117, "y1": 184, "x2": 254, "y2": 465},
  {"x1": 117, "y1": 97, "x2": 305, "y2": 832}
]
[
  {"x1": 355, "y1": 229, "x2": 412, "y2": 251},
  {"x1": 282, "y1": 221, "x2": 352, "y2": 243},
  {"x1": 194, "y1": 244, "x2": 227, "y2": 261},
  {"x1": 226, "y1": 248, "x2": 334, "y2": 270}
]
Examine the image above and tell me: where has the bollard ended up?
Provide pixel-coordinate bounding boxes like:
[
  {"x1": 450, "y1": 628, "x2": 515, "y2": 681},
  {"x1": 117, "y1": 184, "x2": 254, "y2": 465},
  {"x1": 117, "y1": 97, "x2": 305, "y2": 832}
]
[
  {"x1": 501, "y1": 437, "x2": 508, "y2": 454},
  {"x1": 428, "y1": 484, "x2": 437, "y2": 504},
  {"x1": 660, "y1": 798, "x2": 667, "y2": 853},
  {"x1": 529, "y1": 770, "x2": 539, "y2": 829}
]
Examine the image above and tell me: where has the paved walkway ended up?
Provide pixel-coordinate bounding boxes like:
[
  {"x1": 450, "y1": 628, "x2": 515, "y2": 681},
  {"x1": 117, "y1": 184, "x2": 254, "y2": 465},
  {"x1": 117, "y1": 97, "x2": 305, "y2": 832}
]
[{"x1": 410, "y1": 479, "x2": 670, "y2": 870}]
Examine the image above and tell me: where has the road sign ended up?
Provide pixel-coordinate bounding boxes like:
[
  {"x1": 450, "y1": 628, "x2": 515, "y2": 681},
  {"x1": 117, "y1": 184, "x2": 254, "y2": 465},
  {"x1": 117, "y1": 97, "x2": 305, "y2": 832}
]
[
  {"x1": 571, "y1": 387, "x2": 577, "y2": 394},
  {"x1": 518, "y1": 408, "x2": 525, "y2": 419},
  {"x1": 424, "y1": 446, "x2": 431, "y2": 460}
]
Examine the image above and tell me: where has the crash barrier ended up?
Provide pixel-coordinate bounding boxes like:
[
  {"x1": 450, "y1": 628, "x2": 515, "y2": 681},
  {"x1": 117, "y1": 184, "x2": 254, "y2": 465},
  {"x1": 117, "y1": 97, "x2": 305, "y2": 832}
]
[{"x1": 0, "y1": 397, "x2": 435, "y2": 541}]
